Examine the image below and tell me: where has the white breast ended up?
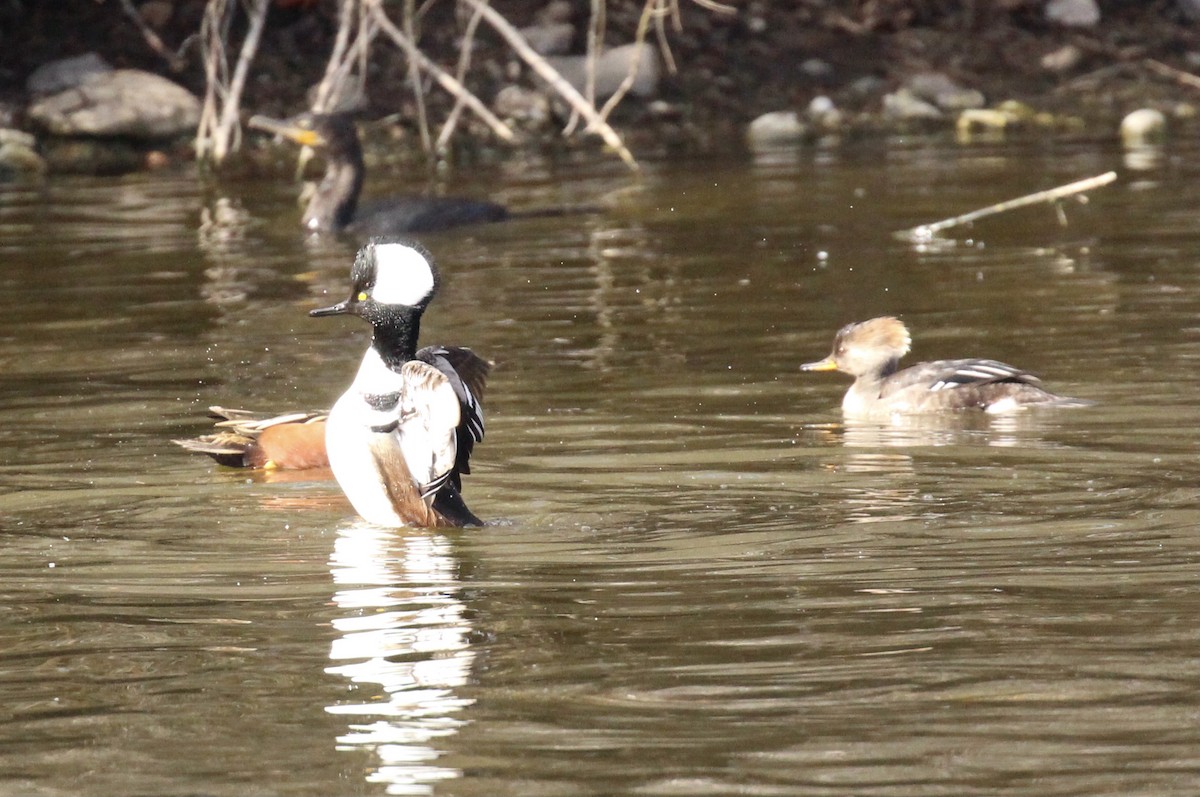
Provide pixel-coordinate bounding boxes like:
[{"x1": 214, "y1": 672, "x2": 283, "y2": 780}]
[{"x1": 324, "y1": 348, "x2": 461, "y2": 527}]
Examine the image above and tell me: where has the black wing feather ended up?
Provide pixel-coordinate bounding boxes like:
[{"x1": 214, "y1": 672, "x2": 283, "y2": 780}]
[{"x1": 416, "y1": 345, "x2": 490, "y2": 490}]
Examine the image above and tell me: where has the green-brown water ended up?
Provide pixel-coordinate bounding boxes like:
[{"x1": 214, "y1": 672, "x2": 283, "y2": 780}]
[{"x1": 2, "y1": 138, "x2": 1200, "y2": 796}]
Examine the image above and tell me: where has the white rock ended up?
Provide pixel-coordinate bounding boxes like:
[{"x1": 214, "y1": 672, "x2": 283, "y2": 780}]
[
  {"x1": 1045, "y1": 0, "x2": 1100, "y2": 27},
  {"x1": 747, "y1": 111, "x2": 807, "y2": 146},
  {"x1": 1120, "y1": 108, "x2": 1166, "y2": 146}
]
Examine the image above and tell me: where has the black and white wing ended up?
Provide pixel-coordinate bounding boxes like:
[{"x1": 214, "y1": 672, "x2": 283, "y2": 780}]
[
  {"x1": 879, "y1": 358, "x2": 1041, "y2": 398},
  {"x1": 395, "y1": 360, "x2": 461, "y2": 501},
  {"x1": 416, "y1": 345, "x2": 490, "y2": 488},
  {"x1": 924, "y1": 359, "x2": 1042, "y2": 392}
]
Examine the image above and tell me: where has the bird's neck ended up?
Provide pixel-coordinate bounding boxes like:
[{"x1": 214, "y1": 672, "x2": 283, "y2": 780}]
[
  {"x1": 304, "y1": 150, "x2": 364, "y2": 232},
  {"x1": 371, "y1": 310, "x2": 422, "y2": 371}
]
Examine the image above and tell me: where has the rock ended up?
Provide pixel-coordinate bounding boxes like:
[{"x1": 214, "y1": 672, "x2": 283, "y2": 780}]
[
  {"x1": 906, "y1": 72, "x2": 985, "y2": 111},
  {"x1": 493, "y1": 84, "x2": 551, "y2": 127},
  {"x1": 28, "y1": 69, "x2": 201, "y2": 141},
  {"x1": 545, "y1": 43, "x2": 660, "y2": 100},
  {"x1": 1120, "y1": 108, "x2": 1166, "y2": 146},
  {"x1": 882, "y1": 89, "x2": 944, "y2": 122},
  {"x1": 799, "y1": 58, "x2": 834, "y2": 82},
  {"x1": 956, "y1": 108, "x2": 1021, "y2": 139},
  {"x1": 746, "y1": 111, "x2": 807, "y2": 147},
  {"x1": 1045, "y1": 0, "x2": 1100, "y2": 27},
  {"x1": 536, "y1": 0, "x2": 572, "y2": 24},
  {"x1": 1041, "y1": 44, "x2": 1083, "y2": 73},
  {"x1": 519, "y1": 22, "x2": 574, "y2": 56},
  {"x1": 26, "y1": 53, "x2": 112, "y2": 98},
  {"x1": 1180, "y1": 0, "x2": 1200, "y2": 22},
  {"x1": 0, "y1": 129, "x2": 46, "y2": 176},
  {"x1": 138, "y1": 1, "x2": 173, "y2": 29},
  {"x1": 806, "y1": 96, "x2": 842, "y2": 131}
]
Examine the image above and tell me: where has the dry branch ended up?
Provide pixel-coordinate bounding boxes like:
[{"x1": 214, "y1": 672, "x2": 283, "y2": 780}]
[
  {"x1": 894, "y1": 171, "x2": 1118, "y2": 242},
  {"x1": 196, "y1": 0, "x2": 269, "y2": 166},
  {"x1": 457, "y1": 0, "x2": 639, "y2": 171},
  {"x1": 368, "y1": 0, "x2": 516, "y2": 143},
  {"x1": 1143, "y1": 58, "x2": 1200, "y2": 91}
]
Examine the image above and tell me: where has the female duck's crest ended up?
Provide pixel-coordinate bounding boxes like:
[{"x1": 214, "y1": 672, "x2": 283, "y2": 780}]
[{"x1": 803, "y1": 316, "x2": 912, "y2": 377}]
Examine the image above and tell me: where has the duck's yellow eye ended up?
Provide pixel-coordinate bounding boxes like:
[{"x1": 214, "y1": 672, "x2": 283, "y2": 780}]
[{"x1": 357, "y1": 291, "x2": 368, "y2": 302}]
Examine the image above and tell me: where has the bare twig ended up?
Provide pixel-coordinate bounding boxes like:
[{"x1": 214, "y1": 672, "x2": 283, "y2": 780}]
[
  {"x1": 115, "y1": 0, "x2": 183, "y2": 68},
  {"x1": 435, "y1": 0, "x2": 486, "y2": 155},
  {"x1": 596, "y1": 0, "x2": 661, "y2": 125},
  {"x1": 403, "y1": 0, "x2": 433, "y2": 153},
  {"x1": 368, "y1": 0, "x2": 516, "y2": 142},
  {"x1": 457, "y1": 0, "x2": 639, "y2": 171},
  {"x1": 313, "y1": 0, "x2": 370, "y2": 113},
  {"x1": 654, "y1": 0, "x2": 679, "y2": 74},
  {"x1": 689, "y1": 0, "x2": 736, "y2": 14},
  {"x1": 195, "y1": 0, "x2": 269, "y2": 166},
  {"x1": 1143, "y1": 58, "x2": 1200, "y2": 91},
  {"x1": 564, "y1": 0, "x2": 605, "y2": 136},
  {"x1": 894, "y1": 171, "x2": 1118, "y2": 242}
]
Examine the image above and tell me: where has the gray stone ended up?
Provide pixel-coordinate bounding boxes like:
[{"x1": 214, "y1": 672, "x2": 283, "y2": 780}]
[
  {"x1": 1041, "y1": 44, "x2": 1083, "y2": 73},
  {"x1": 494, "y1": 84, "x2": 551, "y2": 127},
  {"x1": 545, "y1": 43, "x2": 660, "y2": 100},
  {"x1": 0, "y1": 128, "x2": 45, "y2": 175},
  {"x1": 907, "y1": 72, "x2": 985, "y2": 111},
  {"x1": 519, "y1": 22, "x2": 574, "y2": 56},
  {"x1": 806, "y1": 96, "x2": 843, "y2": 131},
  {"x1": 28, "y1": 69, "x2": 200, "y2": 140},
  {"x1": 882, "y1": 89, "x2": 944, "y2": 122},
  {"x1": 800, "y1": 58, "x2": 834, "y2": 81},
  {"x1": 746, "y1": 111, "x2": 808, "y2": 147},
  {"x1": 26, "y1": 53, "x2": 112, "y2": 97},
  {"x1": 1045, "y1": 0, "x2": 1100, "y2": 27}
]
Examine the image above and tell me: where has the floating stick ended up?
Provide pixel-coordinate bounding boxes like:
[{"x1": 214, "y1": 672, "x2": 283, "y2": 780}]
[{"x1": 895, "y1": 171, "x2": 1118, "y2": 243}]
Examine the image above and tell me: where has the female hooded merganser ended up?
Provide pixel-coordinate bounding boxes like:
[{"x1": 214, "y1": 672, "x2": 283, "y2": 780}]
[
  {"x1": 310, "y1": 239, "x2": 490, "y2": 528},
  {"x1": 801, "y1": 316, "x2": 1088, "y2": 419},
  {"x1": 174, "y1": 407, "x2": 329, "y2": 469},
  {"x1": 247, "y1": 112, "x2": 510, "y2": 235}
]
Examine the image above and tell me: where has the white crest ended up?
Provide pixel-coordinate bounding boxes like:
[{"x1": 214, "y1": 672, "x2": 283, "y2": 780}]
[{"x1": 370, "y1": 243, "x2": 436, "y2": 307}]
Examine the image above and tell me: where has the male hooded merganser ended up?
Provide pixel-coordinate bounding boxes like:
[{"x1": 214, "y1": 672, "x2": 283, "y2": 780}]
[
  {"x1": 801, "y1": 316, "x2": 1088, "y2": 419},
  {"x1": 174, "y1": 407, "x2": 329, "y2": 470},
  {"x1": 310, "y1": 239, "x2": 490, "y2": 527},
  {"x1": 247, "y1": 112, "x2": 510, "y2": 235}
]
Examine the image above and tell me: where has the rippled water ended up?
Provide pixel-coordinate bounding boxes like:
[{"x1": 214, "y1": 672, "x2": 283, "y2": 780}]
[{"x1": 2, "y1": 137, "x2": 1200, "y2": 795}]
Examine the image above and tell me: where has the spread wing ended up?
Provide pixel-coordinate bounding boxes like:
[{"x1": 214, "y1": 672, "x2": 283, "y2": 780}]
[
  {"x1": 416, "y1": 345, "x2": 490, "y2": 488},
  {"x1": 395, "y1": 360, "x2": 461, "y2": 501}
]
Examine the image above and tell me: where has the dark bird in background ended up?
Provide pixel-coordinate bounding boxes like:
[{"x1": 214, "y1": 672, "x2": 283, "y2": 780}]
[{"x1": 247, "y1": 112, "x2": 512, "y2": 235}]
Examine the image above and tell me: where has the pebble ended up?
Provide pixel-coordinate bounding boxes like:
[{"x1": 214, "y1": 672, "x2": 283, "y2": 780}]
[
  {"x1": 746, "y1": 111, "x2": 807, "y2": 147},
  {"x1": 1045, "y1": 0, "x2": 1100, "y2": 27},
  {"x1": 1120, "y1": 108, "x2": 1166, "y2": 146},
  {"x1": 882, "y1": 89, "x2": 944, "y2": 122}
]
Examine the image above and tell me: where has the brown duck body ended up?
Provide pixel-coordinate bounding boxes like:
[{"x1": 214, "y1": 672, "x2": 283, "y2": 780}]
[
  {"x1": 173, "y1": 408, "x2": 329, "y2": 470},
  {"x1": 802, "y1": 317, "x2": 1089, "y2": 419}
]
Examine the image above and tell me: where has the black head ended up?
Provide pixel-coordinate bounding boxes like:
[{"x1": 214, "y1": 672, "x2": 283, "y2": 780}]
[{"x1": 310, "y1": 238, "x2": 440, "y2": 324}]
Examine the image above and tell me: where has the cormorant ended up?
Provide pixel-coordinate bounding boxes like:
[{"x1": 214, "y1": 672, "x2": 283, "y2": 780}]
[{"x1": 248, "y1": 112, "x2": 511, "y2": 235}]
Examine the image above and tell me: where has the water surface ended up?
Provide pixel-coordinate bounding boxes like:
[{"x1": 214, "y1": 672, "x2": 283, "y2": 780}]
[{"x1": 2, "y1": 137, "x2": 1199, "y2": 795}]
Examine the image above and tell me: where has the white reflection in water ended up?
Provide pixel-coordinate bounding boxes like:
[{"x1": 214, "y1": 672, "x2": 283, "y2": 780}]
[{"x1": 326, "y1": 523, "x2": 474, "y2": 796}]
